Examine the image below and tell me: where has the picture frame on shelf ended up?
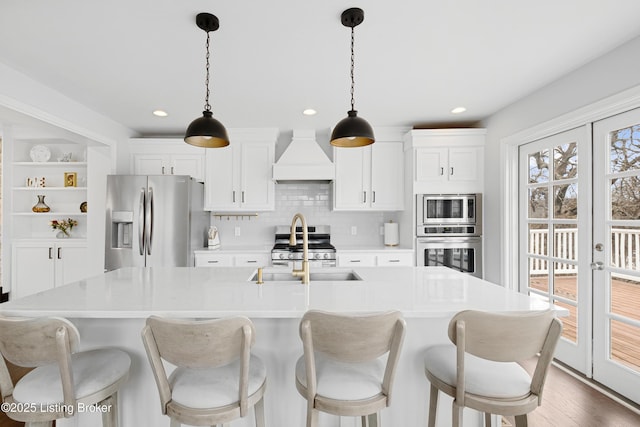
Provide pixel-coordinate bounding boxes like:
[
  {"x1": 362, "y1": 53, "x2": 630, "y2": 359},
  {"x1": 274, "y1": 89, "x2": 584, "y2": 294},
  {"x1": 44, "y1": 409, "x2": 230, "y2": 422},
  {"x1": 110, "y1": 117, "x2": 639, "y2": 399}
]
[{"x1": 64, "y1": 172, "x2": 77, "y2": 187}]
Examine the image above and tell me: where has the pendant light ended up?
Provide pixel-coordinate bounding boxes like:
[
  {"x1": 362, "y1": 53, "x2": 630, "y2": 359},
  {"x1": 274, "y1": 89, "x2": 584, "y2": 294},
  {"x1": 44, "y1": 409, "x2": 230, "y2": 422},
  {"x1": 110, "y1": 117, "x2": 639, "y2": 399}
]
[
  {"x1": 330, "y1": 7, "x2": 375, "y2": 148},
  {"x1": 185, "y1": 13, "x2": 230, "y2": 148}
]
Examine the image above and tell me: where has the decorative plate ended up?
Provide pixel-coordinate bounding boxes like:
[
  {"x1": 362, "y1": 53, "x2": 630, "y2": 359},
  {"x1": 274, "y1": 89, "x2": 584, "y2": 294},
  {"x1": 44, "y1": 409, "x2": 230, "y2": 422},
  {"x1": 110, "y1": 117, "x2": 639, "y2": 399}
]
[
  {"x1": 29, "y1": 145, "x2": 51, "y2": 162},
  {"x1": 80, "y1": 201, "x2": 87, "y2": 213}
]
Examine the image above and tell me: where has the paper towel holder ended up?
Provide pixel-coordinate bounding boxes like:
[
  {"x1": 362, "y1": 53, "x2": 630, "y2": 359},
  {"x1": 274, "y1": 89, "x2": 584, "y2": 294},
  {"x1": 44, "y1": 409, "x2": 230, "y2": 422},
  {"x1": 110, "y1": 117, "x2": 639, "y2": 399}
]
[{"x1": 384, "y1": 220, "x2": 399, "y2": 247}]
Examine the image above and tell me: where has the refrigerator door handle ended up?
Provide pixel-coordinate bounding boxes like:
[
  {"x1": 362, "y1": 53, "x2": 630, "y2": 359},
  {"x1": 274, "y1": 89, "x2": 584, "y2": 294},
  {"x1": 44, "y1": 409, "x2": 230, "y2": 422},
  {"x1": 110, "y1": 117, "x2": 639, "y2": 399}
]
[
  {"x1": 138, "y1": 188, "x2": 146, "y2": 255},
  {"x1": 146, "y1": 187, "x2": 154, "y2": 255}
]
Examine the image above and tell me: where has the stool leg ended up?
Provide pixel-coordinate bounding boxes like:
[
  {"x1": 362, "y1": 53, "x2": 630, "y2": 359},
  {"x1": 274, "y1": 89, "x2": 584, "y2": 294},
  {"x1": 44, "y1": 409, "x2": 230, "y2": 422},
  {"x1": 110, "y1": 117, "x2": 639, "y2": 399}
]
[
  {"x1": 428, "y1": 384, "x2": 438, "y2": 427},
  {"x1": 101, "y1": 392, "x2": 118, "y2": 427},
  {"x1": 170, "y1": 418, "x2": 181, "y2": 427},
  {"x1": 306, "y1": 402, "x2": 318, "y2": 427},
  {"x1": 514, "y1": 415, "x2": 528, "y2": 427},
  {"x1": 254, "y1": 397, "x2": 265, "y2": 427},
  {"x1": 367, "y1": 413, "x2": 379, "y2": 427},
  {"x1": 361, "y1": 416, "x2": 368, "y2": 427},
  {"x1": 452, "y1": 401, "x2": 463, "y2": 427},
  {"x1": 26, "y1": 423, "x2": 53, "y2": 427},
  {"x1": 484, "y1": 412, "x2": 492, "y2": 427}
]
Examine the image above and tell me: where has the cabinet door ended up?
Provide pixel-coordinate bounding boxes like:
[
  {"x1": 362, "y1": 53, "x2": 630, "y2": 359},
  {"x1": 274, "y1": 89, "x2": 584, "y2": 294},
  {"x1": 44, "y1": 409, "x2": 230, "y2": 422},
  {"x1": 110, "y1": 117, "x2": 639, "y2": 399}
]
[
  {"x1": 235, "y1": 253, "x2": 270, "y2": 267},
  {"x1": 240, "y1": 144, "x2": 274, "y2": 210},
  {"x1": 171, "y1": 154, "x2": 205, "y2": 182},
  {"x1": 371, "y1": 142, "x2": 403, "y2": 210},
  {"x1": 204, "y1": 146, "x2": 237, "y2": 210},
  {"x1": 448, "y1": 147, "x2": 479, "y2": 182},
  {"x1": 194, "y1": 253, "x2": 234, "y2": 267},
  {"x1": 334, "y1": 147, "x2": 369, "y2": 210},
  {"x1": 376, "y1": 252, "x2": 414, "y2": 266},
  {"x1": 133, "y1": 154, "x2": 169, "y2": 175},
  {"x1": 415, "y1": 148, "x2": 447, "y2": 183},
  {"x1": 337, "y1": 253, "x2": 376, "y2": 267},
  {"x1": 56, "y1": 245, "x2": 90, "y2": 286},
  {"x1": 12, "y1": 246, "x2": 55, "y2": 299}
]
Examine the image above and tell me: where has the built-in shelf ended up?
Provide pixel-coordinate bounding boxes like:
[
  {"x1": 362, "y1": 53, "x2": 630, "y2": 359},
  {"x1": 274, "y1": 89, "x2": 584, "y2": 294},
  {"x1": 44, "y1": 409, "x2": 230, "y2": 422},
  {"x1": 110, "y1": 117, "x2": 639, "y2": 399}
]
[
  {"x1": 12, "y1": 162, "x2": 87, "y2": 166},
  {"x1": 12, "y1": 212, "x2": 88, "y2": 217},
  {"x1": 13, "y1": 187, "x2": 88, "y2": 191}
]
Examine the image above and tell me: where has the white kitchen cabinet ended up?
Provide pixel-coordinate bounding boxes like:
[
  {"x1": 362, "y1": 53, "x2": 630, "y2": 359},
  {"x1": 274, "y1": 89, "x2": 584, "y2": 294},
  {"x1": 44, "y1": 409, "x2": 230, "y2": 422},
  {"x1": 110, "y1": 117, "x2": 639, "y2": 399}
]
[
  {"x1": 11, "y1": 240, "x2": 89, "y2": 299},
  {"x1": 337, "y1": 250, "x2": 414, "y2": 268},
  {"x1": 407, "y1": 128, "x2": 485, "y2": 194},
  {"x1": 204, "y1": 141, "x2": 275, "y2": 211},
  {"x1": 333, "y1": 141, "x2": 403, "y2": 211},
  {"x1": 128, "y1": 138, "x2": 205, "y2": 181},
  {"x1": 194, "y1": 251, "x2": 270, "y2": 267},
  {"x1": 133, "y1": 153, "x2": 204, "y2": 181}
]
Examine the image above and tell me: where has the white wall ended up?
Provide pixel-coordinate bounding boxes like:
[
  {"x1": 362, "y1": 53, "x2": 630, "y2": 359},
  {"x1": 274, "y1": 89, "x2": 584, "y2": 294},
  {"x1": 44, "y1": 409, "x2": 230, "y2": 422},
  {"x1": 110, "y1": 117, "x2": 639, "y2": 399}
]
[{"x1": 481, "y1": 35, "x2": 640, "y2": 284}]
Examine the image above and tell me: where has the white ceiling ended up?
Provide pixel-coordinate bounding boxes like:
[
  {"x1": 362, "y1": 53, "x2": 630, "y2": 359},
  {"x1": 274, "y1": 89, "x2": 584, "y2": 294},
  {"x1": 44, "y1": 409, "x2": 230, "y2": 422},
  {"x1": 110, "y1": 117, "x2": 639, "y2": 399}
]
[{"x1": 2, "y1": 0, "x2": 640, "y2": 137}]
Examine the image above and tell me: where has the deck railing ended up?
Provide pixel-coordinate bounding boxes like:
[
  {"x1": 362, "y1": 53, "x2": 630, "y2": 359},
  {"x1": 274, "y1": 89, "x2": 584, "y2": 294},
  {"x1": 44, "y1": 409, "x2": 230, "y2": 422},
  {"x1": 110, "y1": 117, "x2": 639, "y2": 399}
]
[{"x1": 529, "y1": 228, "x2": 640, "y2": 274}]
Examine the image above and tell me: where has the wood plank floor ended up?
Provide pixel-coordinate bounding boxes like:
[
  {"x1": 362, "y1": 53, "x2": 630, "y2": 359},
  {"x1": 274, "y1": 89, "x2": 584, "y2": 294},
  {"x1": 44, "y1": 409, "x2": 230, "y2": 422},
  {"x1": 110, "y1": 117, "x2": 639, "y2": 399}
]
[{"x1": 502, "y1": 359, "x2": 640, "y2": 427}]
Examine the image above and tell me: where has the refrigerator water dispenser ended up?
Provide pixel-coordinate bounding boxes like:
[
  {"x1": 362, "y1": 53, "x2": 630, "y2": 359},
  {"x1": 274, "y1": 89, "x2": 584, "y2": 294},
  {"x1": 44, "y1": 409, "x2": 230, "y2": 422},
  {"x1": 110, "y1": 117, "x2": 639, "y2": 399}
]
[{"x1": 111, "y1": 211, "x2": 133, "y2": 248}]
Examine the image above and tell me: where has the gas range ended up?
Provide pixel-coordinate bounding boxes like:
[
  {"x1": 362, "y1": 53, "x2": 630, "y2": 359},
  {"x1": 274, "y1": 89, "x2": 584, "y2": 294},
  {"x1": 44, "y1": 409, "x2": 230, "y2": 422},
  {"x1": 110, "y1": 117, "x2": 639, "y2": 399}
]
[{"x1": 271, "y1": 225, "x2": 336, "y2": 266}]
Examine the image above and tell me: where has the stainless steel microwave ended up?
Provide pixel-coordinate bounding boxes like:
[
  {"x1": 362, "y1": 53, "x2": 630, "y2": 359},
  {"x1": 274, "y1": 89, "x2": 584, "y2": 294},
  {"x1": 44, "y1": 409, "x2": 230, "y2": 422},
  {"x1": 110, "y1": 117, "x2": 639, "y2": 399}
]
[{"x1": 416, "y1": 194, "x2": 481, "y2": 234}]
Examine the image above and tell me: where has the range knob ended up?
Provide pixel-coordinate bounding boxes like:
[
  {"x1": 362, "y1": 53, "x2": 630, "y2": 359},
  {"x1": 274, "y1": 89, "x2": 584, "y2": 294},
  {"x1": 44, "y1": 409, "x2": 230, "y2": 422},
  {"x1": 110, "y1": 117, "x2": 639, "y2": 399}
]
[
  {"x1": 324, "y1": 253, "x2": 330, "y2": 259},
  {"x1": 288, "y1": 253, "x2": 294, "y2": 260},
  {"x1": 279, "y1": 253, "x2": 286, "y2": 260},
  {"x1": 314, "y1": 253, "x2": 321, "y2": 260}
]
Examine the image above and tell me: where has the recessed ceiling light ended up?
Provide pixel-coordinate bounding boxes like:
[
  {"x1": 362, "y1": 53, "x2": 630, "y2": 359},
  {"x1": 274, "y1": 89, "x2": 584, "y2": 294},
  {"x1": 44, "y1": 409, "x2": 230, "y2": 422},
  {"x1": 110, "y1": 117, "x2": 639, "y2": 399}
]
[
  {"x1": 303, "y1": 109, "x2": 317, "y2": 116},
  {"x1": 153, "y1": 110, "x2": 168, "y2": 117},
  {"x1": 451, "y1": 107, "x2": 466, "y2": 114}
]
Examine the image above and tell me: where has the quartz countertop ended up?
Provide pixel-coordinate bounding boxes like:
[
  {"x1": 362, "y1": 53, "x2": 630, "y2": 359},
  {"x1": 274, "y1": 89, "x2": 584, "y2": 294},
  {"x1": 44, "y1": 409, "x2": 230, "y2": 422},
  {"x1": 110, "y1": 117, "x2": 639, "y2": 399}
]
[{"x1": 0, "y1": 266, "x2": 559, "y2": 319}]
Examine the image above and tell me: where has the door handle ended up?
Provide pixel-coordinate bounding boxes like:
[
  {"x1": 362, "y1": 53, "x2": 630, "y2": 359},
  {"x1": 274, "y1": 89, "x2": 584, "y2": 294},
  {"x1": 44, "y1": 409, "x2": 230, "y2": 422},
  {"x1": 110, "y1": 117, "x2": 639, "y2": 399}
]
[
  {"x1": 440, "y1": 167, "x2": 444, "y2": 176},
  {"x1": 146, "y1": 187, "x2": 154, "y2": 255},
  {"x1": 372, "y1": 191, "x2": 376, "y2": 203},
  {"x1": 242, "y1": 191, "x2": 245, "y2": 203},
  {"x1": 590, "y1": 261, "x2": 604, "y2": 271},
  {"x1": 57, "y1": 248, "x2": 62, "y2": 260},
  {"x1": 233, "y1": 191, "x2": 236, "y2": 203},
  {"x1": 363, "y1": 191, "x2": 367, "y2": 203},
  {"x1": 171, "y1": 166, "x2": 174, "y2": 175},
  {"x1": 450, "y1": 167, "x2": 454, "y2": 175},
  {"x1": 161, "y1": 166, "x2": 165, "y2": 174},
  {"x1": 49, "y1": 247, "x2": 53, "y2": 259},
  {"x1": 139, "y1": 188, "x2": 145, "y2": 255}
]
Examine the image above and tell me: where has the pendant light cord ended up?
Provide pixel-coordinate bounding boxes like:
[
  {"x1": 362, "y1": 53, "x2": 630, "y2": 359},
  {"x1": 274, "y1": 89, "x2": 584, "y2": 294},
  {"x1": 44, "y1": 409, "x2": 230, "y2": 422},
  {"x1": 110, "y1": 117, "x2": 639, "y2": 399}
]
[
  {"x1": 350, "y1": 26, "x2": 355, "y2": 111},
  {"x1": 204, "y1": 31, "x2": 211, "y2": 112}
]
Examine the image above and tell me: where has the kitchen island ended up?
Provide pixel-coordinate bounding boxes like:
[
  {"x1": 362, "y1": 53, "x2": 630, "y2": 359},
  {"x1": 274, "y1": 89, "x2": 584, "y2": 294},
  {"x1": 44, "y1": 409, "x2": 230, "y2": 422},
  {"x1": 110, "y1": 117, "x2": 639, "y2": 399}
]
[{"x1": 0, "y1": 266, "x2": 561, "y2": 427}]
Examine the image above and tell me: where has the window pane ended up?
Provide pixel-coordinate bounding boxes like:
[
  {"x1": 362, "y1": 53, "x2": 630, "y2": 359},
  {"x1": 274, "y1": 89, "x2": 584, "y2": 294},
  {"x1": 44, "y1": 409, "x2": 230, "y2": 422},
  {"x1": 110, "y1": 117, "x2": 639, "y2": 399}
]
[
  {"x1": 554, "y1": 142, "x2": 577, "y2": 180},
  {"x1": 610, "y1": 125, "x2": 640, "y2": 174},
  {"x1": 611, "y1": 274, "x2": 640, "y2": 322},
  {"x1": 529, "y1": 150, "x2": 549, "y2": 183},
  {"x1": 553, "y1": 183, "x2": 577, "y2": 219},
  {"x1": 610, "y1": 319, "x2": 640, "y2": 372},
  {"x1": 528, "y1": 187, "x2": 548, "y2": 218},
  {"x1": 556, "y1": 300, "x2": 577, "y2": 343},
  {"x1": 553, "y1": 264, "x2": 577, "y2": 303},
  {"x1": 553, "y1": 224, "x2": 578, "y2": 260},
  {"x1": 610, "y1": 226, "x2": 640, "y2": 270},
  {"x1": 528, "y1": 223, "x2": 548, "y2": 256},
  {"x1": 610, "y1": 176, "x2": 640, "y2": 220},
  {"x1": 529, "y1": 268, "x2": 548, "y2": 293}
]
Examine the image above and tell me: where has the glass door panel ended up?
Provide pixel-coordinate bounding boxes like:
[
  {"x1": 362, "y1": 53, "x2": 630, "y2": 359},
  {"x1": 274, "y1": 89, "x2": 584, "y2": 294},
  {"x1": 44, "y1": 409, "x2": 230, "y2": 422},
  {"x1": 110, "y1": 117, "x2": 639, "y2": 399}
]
[{"x1": 593, "y1": 109, "x2": 640, "y2": 404}]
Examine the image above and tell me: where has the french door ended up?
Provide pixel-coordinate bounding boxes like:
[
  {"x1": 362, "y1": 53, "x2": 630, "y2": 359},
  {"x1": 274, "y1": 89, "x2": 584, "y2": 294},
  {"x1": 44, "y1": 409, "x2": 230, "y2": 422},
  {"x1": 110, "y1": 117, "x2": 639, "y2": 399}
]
[
  {"x1": 519, "y1": 127, "x2": 591, "y2": 374},
  {"x1": 592, "y1": 108, "x2": 640, "y2": 403}
]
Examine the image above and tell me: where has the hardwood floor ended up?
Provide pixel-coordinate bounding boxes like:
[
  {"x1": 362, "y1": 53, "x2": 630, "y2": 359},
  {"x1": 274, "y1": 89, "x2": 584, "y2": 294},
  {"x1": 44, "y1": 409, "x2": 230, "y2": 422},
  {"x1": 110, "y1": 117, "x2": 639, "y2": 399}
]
[{"x1": 502, "y1": 359, "x2": 640, "y2": 427}]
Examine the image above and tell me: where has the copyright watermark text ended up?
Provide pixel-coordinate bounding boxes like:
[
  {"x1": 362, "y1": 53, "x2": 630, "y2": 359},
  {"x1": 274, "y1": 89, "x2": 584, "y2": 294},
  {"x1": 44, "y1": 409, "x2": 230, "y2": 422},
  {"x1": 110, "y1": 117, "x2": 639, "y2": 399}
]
[{"x1": 1, "y1": 402, "x2": 112, "y2": 415}]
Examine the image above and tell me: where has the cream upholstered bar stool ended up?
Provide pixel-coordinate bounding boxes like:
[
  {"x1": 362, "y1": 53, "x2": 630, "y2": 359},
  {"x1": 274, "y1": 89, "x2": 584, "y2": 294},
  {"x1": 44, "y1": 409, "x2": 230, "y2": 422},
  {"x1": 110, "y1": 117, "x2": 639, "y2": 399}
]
[
  {"x1": 0, "y1": 316, "x2": 131, "y2": 427},
  {"x1": 423, "y1": 310, "x2": 562, "y2": 427},
  {"x1": 295, "y1": 310, "x2": 406, "y2": 427},
  {"x1": 141, "y1": 316, "x2": 267, "y2": 427}
]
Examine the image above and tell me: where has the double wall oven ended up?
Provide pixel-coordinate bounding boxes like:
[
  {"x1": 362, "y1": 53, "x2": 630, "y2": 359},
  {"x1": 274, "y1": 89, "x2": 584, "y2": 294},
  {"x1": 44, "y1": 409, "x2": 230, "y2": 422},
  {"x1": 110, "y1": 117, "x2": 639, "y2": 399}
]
[{"x1": 416, "y1": 194, "x2": 482, "y2": 278}]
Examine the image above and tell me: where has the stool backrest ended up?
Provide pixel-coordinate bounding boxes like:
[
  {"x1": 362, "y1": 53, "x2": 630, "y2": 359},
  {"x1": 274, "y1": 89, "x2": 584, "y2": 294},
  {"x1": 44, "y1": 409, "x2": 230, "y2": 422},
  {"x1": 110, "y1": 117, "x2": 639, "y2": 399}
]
[
  {"x1": 300, "y1": 310, "x2": 405, "y2": 363},
  {"x1": 447, "y1": 310, "x2": 560, "y2": 362},
  {"x1": 0, "y1": 316, "x2": 80, "y2": 367},
  {"x1": 144, "y1": 316, "x2": 255, "y2": 368}
]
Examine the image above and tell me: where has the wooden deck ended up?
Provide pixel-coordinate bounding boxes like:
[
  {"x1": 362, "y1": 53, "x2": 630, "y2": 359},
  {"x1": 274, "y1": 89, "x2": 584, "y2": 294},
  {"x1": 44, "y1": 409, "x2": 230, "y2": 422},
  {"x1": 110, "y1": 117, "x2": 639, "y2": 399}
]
[{"x1": 530, "y1": 275, "x2": 640, "y2": 370}]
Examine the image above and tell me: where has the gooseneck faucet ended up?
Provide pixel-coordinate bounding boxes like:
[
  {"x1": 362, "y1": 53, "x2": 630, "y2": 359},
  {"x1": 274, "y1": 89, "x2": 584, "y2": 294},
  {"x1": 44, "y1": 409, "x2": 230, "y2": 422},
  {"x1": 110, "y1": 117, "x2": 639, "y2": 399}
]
[{"x1": 289, "y1": 213, "x2": 310, "y2": 284}]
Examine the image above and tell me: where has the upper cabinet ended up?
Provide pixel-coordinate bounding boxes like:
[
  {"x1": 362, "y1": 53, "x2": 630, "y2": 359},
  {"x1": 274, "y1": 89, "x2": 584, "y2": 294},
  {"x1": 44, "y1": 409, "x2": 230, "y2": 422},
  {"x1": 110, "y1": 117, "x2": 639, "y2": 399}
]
[
  {"x1": 129, "y1": 138, "x2": 205, "y2": 181},
  {"x1": 204, "y1": 129, "x2": 278, "y2": 212},
  {"x1": 333, "y1": 141, "x2": 404, "y2": 211},
  {"x1": 406, "y1": 129, "x2": 485, "y2": 194}
]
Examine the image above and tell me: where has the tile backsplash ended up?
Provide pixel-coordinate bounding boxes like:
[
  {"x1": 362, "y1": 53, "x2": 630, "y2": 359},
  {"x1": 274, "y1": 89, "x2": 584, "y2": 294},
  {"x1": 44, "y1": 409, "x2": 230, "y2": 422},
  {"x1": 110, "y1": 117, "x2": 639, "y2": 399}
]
[{"x1": 209, "y1": 183, "x2": 397, "y2": 248}]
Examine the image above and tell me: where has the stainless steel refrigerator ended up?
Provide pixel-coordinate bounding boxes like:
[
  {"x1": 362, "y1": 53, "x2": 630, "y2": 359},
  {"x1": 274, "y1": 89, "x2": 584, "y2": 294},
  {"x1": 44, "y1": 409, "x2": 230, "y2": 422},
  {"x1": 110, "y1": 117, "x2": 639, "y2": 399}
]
[{"x1": 105, "y1": 175, "x2": 208, "y2": 271}]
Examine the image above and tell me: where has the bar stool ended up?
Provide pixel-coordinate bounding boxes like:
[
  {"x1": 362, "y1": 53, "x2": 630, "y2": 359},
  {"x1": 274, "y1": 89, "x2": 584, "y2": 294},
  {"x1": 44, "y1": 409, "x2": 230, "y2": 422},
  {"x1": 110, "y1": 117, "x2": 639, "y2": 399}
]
[
  {"x1": 423, "y1": 310, "x2": 562, "y2": 427},
  {"x1": 141, "y1": 316, "x2": 267, "y2": 427},
  {"x1": 0, "y1": 316, "x2": 131, "y2": 427},
  {"x1": 295, "y1": 310, "x2": 406, "y2": 427}
]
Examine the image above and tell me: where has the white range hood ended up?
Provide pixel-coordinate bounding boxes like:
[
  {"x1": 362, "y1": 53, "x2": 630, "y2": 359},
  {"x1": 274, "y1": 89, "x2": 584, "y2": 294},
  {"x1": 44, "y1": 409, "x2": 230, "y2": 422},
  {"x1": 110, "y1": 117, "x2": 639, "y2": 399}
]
[{"x1": 273, "y1": 129, "x2": 335, "y2": 182}]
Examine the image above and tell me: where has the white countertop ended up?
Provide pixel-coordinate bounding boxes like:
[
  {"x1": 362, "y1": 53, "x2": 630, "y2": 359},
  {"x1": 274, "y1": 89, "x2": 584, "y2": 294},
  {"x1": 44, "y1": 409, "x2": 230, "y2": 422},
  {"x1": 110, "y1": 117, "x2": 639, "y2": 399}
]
[{"x1": 0, "y1": 266, "x2": 559, "y2": 319}]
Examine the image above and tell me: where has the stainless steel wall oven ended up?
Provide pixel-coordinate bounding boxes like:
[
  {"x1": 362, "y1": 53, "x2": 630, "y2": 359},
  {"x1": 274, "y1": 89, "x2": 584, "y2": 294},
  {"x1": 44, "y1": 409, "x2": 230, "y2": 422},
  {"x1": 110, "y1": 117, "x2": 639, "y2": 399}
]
[{"x1": 416, "y1": 194, "x2": 482, "y2": 277}]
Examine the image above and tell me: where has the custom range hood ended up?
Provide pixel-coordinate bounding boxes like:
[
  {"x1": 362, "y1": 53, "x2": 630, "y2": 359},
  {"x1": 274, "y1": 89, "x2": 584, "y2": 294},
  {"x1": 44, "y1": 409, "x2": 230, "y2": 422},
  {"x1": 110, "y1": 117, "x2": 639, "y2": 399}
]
[{"x1": 273, "y1": 130, "x2": 335, "y2": 182}]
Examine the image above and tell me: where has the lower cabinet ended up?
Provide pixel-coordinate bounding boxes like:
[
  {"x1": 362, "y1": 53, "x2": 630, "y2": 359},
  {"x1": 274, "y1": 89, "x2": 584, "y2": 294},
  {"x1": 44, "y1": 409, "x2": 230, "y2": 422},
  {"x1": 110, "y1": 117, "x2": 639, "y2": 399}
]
[
  {"x1": 194, "y1": 251, "x2": 270, "y2": 267},
  {"x1": 11, "y1": 240, "x2": 89, "y2": 300},
  {"x1": 337, "y1": 251, "x2": 414, "y2": 267}
]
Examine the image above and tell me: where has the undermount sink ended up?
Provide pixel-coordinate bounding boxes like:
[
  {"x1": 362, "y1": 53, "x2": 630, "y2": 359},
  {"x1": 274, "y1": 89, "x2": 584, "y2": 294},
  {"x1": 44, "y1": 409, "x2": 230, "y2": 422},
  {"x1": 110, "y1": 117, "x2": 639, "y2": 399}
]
[{"x1": 249, "y1": 269, "x2": 362, "y2": 282}]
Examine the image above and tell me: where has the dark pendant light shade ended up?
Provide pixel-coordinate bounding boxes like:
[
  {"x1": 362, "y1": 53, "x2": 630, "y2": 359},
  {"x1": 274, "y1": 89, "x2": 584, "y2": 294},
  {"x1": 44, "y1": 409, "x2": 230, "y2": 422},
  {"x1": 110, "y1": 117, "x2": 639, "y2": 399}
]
[
  {"x1": 185, "y1": 111, "x2": 230, "y2": 148},
  {"x1": 330, "y1": 110, "x2": 375, "y2": 147},
  {"x1": 330, "y1": 8, "x2": 374, "y2": 148},
  {"x1": 185, "y1": 13, "x2": 230, "y2": 148}
]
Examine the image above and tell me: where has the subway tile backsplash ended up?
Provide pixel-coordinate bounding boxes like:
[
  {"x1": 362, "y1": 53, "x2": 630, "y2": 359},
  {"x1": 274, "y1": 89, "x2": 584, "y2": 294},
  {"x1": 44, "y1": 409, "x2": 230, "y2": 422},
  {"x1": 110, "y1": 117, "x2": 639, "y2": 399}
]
[{"x1": 209, "y1": 183, "x2": 390, "y2": 248}]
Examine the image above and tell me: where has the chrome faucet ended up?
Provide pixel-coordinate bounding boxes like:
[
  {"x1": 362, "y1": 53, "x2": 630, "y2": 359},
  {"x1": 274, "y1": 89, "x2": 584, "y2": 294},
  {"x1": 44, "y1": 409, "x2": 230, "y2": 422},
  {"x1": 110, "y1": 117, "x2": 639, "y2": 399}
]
[{"x1": 289, "y1": 213, "x2": 310, "y2": 284}]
